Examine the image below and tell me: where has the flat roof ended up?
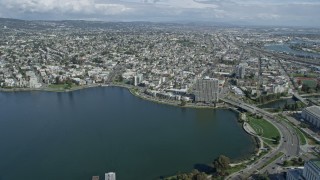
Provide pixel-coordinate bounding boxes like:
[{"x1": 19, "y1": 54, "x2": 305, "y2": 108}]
[{"x1": 305, "y1": 106, "x2": 320, "y2": 116}]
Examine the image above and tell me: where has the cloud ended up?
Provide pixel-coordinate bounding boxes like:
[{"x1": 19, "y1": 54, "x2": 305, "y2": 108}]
[
  {"x1": 0, "y1": 0, "x2": 319, "y2": 26},
  {"x1": 0, "y1": 0, "x2": 132, "y2": 15},
  {"x1": 152, "y1": 0, "x2": 218, "y2": 9}
]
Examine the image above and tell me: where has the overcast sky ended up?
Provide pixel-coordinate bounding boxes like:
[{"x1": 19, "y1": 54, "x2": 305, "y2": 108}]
[{"x1": 0, "y1": 0, "x2": 319, "y2": 26}]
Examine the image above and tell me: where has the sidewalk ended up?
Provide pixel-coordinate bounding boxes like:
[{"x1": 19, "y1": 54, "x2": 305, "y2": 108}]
[{"x1": 243, "y1": 122, "x2": 264, "y2": 155}]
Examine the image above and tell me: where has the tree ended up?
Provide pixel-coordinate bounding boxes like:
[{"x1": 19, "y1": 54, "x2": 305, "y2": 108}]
[
  {"x1": 301, "y1": 84, "x2": 311, "y2": 93},
  {"x1": 213, "y1": 155, "x2": 231, "y2": 174},
  {"x1": 65, "y1": 81, "x2": 73, "y2": 89},
  {"x1": 175, "y1": 170, "x2": 207, "y2": 180},
  {"x1": 284, "y1": 101, "x2": 289, "y2": 110},
  {"x1": 255, "y1": 173, "x2": 270, "y2": 180},
  {"x1": 316, "y1": 83, "x2": 320, "y2": 92},
  {"x1": 180, "y1": 100, "x2": 187, "y2": 106},
  {"x1": 194, "y1": 173, "x2": 207, "y2": 180},
  {"x1": 273, "y1": 136, "x2": 281, "y2": 144}
]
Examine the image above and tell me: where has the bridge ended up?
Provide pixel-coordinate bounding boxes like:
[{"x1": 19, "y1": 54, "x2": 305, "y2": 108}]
[
  {"x1": 292, "y1": 93, "x2": 308, "y2": 105},
  {"x1": 221, "y1": 98, "x2": 274, "y2": 119},
  {"x1": 222, "y1": 98, "x2": 300, "y2": 180}
]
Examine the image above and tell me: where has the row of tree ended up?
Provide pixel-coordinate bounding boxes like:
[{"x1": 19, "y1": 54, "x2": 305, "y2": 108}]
[
  {"x1": 283, "y1": 101, "x2": 306, "y2": 111},
  {"x1": 301, "y1": 83, "x2": 320, "y2": 93},
  {"x1": 174, "y1": 170, "x2": 208, "y2": 180},
  {"x1": 283, "y1": 157, "x2": 304, "y2": 167},
  {"x1": 255, "y1": 93, "x2": 287, "y2": 104},
  {"x1": 169, "y1": 155, "x2": 232, "y2": 180}
]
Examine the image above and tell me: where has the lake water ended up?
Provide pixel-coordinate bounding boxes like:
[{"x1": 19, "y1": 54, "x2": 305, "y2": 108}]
[
  {"x1": 0, "y1": 87, "x2": 255, "y2": 180},
  {"x1": 264, "y1": 41, "x2": 320, "y2": 59}
]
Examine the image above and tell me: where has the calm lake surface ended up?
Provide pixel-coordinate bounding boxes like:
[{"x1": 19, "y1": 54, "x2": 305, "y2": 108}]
[
  {"x1": 264, "y1": 41, "x2": 320, "y2": 58},
  {"x1": 0, "y1": 87, "x2": 255, "y2": 180}
]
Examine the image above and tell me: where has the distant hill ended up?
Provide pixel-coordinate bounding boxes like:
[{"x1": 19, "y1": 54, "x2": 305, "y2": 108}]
[{"x1": 0, "y1": 17, "x2": 319, "y2": 31}]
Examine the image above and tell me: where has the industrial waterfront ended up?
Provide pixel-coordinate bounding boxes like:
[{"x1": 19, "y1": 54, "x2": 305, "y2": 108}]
[{"x1": 0, "y1": 87, "x2": 255, "y2": 180}]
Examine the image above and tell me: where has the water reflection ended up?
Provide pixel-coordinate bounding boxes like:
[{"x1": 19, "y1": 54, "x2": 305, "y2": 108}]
[{"x1": 68, "y1": 91, "x2": 75, "y2": 108}]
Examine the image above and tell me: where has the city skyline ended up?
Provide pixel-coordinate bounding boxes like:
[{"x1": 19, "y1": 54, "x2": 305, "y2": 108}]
[
  {"x1": 0, "y1": 0, "x2": 320, "y2": 27},
  {"x1": 1, "y1": 13, "x2": 320, "y2": 180}
]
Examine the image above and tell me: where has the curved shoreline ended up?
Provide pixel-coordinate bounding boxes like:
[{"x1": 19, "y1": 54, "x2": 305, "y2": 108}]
[
  {"x1": 0, "y1": 84, "x2": 101, "y2": 93},
  {"x1": 1, "y1": 83, "x2": 260, "y2": 178},
  {"x1": 0, "y1": 84, "x2": 229, "y2": 110}
]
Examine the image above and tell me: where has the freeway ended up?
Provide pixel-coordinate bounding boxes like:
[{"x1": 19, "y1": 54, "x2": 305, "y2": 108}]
[
  {"x1": 237, "y1": 42, "x2": 320, "y2": 66},
  {"x1": 222, "y1": 98, "x2": 300, "y2": 179}
]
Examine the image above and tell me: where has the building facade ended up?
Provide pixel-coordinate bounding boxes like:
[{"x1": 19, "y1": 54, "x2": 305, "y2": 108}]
[
  {"x1": 302, "y1": 106, "x2": 320, "y2": 128},
  {"x1": 286, "y1": 169, "x2": 304, "y2": 180},
  {"x1": 286, "y1": 160, "x2": 320, "y2": 180},
  {"x1": 303, "y1": 160, "x2": 320, "y2": 180},
  {"x1": 193, "y1": 77, "x2": 219, "y2": 103}
]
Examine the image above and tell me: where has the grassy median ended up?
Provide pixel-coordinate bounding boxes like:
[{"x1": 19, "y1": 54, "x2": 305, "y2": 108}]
[{"x1": 258, "y1": 152, "x2": 284, "y2": 170}]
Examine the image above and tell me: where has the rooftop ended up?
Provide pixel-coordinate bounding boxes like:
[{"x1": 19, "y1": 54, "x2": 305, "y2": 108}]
[{"x1": 305, "y1": 106, "x2": 320, "y2": 116}]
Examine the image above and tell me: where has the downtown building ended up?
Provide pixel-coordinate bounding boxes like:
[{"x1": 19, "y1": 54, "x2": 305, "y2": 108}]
[
  {"x1": 287, "y1": 160, "x2": 320, "y2": 180},
  {"x1": 235, "y1": 63, "x2": 247, "y2": 79},
  {"x1": 303, "y1": 160, "x2": 320, "y2": 180},
  {"x1": 301, "y1": 106, "x2": 320, "y2": 128},
  {"x1": 133, "y1": 73, "x2": 143, "y2": 86},
  {"x1": 193, "y1": 77, "x2": 219, "y2": 103}
]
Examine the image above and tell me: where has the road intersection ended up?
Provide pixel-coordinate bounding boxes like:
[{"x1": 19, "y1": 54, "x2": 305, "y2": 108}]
[{"x1": 222, "y1": 98, "x2": 300, "y2": 179}]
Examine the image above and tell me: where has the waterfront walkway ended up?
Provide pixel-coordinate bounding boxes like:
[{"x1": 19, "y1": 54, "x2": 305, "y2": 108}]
[{"x1": 243, "y1": 122, "x2": 264, "y2": 156}]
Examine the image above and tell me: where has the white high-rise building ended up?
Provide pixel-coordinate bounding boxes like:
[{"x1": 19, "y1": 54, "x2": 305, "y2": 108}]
[
  {"x1": 105, "y1": 172, "x2": 116, "y2": 180},
  {"x1": 134, "y1": 76, "x2": 139, "y2": 86},
  {"x1": 194, "y1": 77, "x2": 219, "y2": 103},
  {"x1": 134, "y1": 73, "x2": 143, "y2": 86},
  {"x1": 236, "y1": 63, "x2": 247, "y2": 79}
]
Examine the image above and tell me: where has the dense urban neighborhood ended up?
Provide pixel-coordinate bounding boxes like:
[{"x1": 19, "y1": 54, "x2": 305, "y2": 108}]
[{"x1": 1, "y1": 18, "x2": 320, "y2": 180}]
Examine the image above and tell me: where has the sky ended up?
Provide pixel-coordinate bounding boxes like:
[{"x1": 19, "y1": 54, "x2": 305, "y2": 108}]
[{"x1": 0, "y1": 0, "x2": 319, "y2": 26}]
